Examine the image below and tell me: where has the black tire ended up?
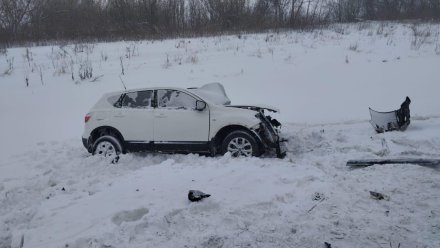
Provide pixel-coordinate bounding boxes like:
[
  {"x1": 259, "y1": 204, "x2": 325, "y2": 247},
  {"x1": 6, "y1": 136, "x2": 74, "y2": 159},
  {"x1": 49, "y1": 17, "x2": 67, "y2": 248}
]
[
  {"x1": 92, "y1": 135, "x2": 123, "y2": 162},
  {"x1": 221, "y1": 130, "x2": 260, "y2": 157}
]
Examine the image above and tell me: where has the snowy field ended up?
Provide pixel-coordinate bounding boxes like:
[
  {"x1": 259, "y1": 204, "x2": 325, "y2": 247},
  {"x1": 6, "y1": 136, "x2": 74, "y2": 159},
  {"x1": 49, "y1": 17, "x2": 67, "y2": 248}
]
[{"x1": 1, "y1": 22, "x2": 440, "y2": 247}]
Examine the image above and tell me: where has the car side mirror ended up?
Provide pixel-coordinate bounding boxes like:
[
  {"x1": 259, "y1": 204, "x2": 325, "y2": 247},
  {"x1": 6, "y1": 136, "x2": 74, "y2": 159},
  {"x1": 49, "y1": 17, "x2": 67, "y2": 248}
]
[{"x1": 195, "y1": 100, "x2": 206, "y2": 111}]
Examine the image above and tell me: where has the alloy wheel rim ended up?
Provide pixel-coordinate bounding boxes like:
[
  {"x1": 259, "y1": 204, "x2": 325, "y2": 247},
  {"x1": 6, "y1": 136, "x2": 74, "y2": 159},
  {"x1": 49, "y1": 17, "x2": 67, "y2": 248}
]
[
  {"x1": 95, "y1": 141, "x2": 116, "y2": 158},
  {"x1": 227, "y1": 137, "x2": 252, "y2": 157}
]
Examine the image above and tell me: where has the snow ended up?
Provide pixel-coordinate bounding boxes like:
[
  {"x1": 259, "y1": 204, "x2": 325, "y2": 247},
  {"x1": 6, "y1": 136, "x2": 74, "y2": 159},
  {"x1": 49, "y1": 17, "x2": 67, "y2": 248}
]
[{"x1": 1, "y1": 22, "x2": 440, "y2": 247}]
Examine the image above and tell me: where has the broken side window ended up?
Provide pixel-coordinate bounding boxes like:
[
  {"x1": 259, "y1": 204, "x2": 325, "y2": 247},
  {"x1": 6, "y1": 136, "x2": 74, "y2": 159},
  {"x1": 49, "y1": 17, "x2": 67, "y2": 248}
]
[
  {"x1": 122, "y1": 90, "x2": 154, "y2": 108},
  {"x1": 157, "y1": 90, "x2": 197, "y2": 110}
]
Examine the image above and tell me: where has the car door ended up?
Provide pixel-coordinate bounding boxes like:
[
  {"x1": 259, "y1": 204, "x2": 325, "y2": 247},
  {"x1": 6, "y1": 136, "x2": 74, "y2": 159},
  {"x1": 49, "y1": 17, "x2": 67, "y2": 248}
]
[
  {"x1": 110, "y1": 90, "x2": 155, "y2": 148},
  {"x1": 154, "y1": 89, "x2": 209, "y2": 147}
]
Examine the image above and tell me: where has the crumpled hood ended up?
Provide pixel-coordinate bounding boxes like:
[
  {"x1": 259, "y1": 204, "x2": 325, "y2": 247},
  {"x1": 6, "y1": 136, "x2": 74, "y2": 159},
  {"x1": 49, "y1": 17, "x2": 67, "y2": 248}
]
[
  {"x1": 189, "y1": 83, "x2": 279, "y2": 113},
  {"x1": 225, "y1": 104, "x2": 279, "y2": 113},
  {"x1": 188, "y1": 82, "x2": 231, "y2": 105}
]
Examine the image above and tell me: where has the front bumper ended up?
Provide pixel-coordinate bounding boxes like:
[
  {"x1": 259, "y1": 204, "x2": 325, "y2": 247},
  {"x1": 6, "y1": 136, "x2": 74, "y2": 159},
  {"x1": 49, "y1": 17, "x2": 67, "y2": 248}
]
[
  {"x1": 276, "y1": 138, "x2": 288, "y2": 158},
  {"x1": 254, "y1": 111, "x2": 286, "y2": 158}
]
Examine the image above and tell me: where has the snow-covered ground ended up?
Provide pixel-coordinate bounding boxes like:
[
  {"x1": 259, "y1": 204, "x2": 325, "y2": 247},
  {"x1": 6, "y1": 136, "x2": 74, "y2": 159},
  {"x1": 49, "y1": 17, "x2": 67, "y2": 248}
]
[{"x1": 1, "y1": 22, "x2": 440, "y2": 247}]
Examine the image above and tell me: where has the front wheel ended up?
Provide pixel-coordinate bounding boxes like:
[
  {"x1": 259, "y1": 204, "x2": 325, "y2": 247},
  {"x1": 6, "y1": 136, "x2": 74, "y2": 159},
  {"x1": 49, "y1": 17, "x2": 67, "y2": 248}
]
[
  {"x1": 221, "y1": 130, "x2": 260, "y2": 157},
  {"x1": 92, "y1": 135, "x2": 123, "y2": 163}
]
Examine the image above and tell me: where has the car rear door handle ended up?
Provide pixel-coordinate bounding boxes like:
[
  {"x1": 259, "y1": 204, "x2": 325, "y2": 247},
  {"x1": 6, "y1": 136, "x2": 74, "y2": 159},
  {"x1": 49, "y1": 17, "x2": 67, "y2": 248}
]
[
  {"x1": 155, "y1": 113, "x2": 167, "y2": 118},
  {"x1": 114, "y1": 114, "x2": 125, "y2": 118}
]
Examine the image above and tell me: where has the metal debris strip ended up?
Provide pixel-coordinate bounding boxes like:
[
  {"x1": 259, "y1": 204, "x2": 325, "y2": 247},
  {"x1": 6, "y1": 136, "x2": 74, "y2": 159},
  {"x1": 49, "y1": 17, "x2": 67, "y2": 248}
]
[{"x1": 346, "y1": 158, "x2": 440, "y2": 169}]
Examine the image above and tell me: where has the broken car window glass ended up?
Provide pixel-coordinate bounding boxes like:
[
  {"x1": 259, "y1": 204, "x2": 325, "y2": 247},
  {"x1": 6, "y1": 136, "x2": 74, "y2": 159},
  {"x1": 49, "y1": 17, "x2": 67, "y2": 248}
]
[
  {"x1": 157, "y1": 90, "x2": 196, "y2": 110},
  {"x1": 122, "y1": 90, "x2": 153, "y2": 108}
]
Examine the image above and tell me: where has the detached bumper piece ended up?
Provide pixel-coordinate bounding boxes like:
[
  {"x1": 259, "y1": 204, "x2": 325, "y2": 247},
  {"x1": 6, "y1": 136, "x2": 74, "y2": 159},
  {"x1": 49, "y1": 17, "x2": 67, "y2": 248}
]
[{"x1": 369, "y1": 97, "x2": 411, "y2": 133}]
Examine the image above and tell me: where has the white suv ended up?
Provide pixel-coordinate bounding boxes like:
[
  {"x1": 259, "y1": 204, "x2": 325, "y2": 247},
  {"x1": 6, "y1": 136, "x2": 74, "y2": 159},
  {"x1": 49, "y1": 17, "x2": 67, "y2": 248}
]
[{"x1": 82, "y1": 83, "x2": 285, "y2": 160}]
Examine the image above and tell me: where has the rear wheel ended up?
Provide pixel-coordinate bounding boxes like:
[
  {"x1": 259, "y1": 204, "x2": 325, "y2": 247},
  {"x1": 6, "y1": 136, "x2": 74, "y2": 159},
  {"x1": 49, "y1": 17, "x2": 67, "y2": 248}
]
[
  {"x1": 92, "y1": 135, "x2": 123, "y2": 163},
  {"x1": 221, "y1": 130, "x2": 260, "y2": 157}
]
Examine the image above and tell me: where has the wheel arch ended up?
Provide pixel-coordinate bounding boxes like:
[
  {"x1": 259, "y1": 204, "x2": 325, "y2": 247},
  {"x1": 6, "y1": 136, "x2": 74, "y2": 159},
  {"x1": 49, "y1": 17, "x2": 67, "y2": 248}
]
[
  {"x1": 89, "y1": 126, "x2": 125, "y2": 146},
  {"x1": 213, "y1": 125, "x2": 263, "y2": 149}
]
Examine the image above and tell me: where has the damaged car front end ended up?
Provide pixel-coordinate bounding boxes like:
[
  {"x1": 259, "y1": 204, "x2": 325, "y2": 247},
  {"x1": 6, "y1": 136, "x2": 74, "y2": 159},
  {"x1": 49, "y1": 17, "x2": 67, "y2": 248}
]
[
  {"x1": 255, "y1": 110, "x2": 286, "y2": 158},
  {"x1": 227, "y1": 105, "x2": 287, "y2": 158}
]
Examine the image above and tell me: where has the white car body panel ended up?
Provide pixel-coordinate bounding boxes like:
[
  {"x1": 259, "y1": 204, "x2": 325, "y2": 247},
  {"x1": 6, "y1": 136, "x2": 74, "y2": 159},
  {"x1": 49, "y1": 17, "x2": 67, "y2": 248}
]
[
  {"x1": 154, "y1": 108, "x2": 210, "y2": 142},
  {"x1": 113, "y1": 107, "x2": 155, "y2": 142},
  {"x1": 208, "y1": 104, "x2": 261, "y2": 139}
]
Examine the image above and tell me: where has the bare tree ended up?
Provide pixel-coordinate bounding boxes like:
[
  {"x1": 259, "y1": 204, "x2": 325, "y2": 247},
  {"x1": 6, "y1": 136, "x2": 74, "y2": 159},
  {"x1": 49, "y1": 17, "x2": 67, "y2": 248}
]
[
  {"x1": 0, "y1": 0, "x2": 439, "y2": 45},
  {"x1": 0, "y1": 0, "x2": 34, "y2": 41}
]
